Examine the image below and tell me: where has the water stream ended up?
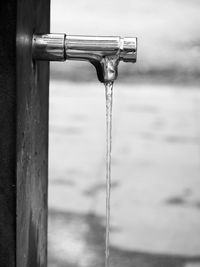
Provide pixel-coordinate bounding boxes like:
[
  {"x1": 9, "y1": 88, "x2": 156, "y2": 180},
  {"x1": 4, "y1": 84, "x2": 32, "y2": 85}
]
[{"x1": 105, "y1": 81, "x2": 114, "y2": 267}]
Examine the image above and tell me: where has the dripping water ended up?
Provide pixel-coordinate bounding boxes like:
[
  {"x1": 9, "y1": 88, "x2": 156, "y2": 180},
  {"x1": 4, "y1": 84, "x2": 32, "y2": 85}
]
[{"x1": 105, "y1": 81, "x2": 114, "y2": 267}]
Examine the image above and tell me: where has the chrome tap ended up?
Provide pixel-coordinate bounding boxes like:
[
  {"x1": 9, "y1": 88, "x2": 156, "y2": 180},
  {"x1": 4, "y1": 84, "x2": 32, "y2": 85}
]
[{"x1": 32, "y1": 34, "x2": 137, "y2": 83}]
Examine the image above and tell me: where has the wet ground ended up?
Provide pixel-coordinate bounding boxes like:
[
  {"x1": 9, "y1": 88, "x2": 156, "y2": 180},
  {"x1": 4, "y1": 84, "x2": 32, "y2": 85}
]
[{"x1": 48, "y1": 81, "x2": 200, "y2": 267}]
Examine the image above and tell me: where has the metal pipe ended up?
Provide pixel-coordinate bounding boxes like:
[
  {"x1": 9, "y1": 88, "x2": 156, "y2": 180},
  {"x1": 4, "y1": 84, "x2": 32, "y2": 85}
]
[{"x1": 32, "y1": 34, "x2": 66, "y2": 61}]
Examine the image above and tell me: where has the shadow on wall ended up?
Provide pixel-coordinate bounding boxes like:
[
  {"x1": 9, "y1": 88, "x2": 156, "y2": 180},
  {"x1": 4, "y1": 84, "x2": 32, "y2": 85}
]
[{"x1": 48, "y1": 209, "x2": 200, "y2": 267}]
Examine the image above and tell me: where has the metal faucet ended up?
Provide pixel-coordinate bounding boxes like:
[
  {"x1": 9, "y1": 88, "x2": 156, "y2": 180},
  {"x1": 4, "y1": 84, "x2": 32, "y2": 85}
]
[{"x1": 32, "y1": 34, "x2": 137, "y2": 83}]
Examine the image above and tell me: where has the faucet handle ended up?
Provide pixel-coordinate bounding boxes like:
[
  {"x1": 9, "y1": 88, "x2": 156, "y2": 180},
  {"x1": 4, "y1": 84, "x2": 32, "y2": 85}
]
[{"x1": 120, "y1": 37, "x2": 137, "y2": 63}]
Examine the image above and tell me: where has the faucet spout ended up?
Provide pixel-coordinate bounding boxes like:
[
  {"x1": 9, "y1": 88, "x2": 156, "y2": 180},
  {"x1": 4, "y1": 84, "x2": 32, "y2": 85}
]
[
  {"x1": 32, "y1": 34, "x2": 137, "y2": 83},
  {"x1": 96, "y1": 55, "x2": 120, "y2": 83}
]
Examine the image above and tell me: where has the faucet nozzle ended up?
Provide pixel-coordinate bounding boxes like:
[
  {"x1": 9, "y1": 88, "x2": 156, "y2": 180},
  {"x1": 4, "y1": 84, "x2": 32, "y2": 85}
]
[{"x1": 32, "y1": 34, "x2": 137, "y2": 83}]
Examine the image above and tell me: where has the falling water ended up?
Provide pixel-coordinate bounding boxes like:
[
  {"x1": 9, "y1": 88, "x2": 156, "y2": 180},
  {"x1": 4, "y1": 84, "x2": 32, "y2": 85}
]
[{"x1": 105, "y1": 81, "x2": 114, "y2": 267}]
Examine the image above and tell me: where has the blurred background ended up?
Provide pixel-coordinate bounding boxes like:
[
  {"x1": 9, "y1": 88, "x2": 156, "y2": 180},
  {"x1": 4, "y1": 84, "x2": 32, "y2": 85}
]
[{"x1": 48, "y1": 0, "x2": 200, "y2": 267}]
